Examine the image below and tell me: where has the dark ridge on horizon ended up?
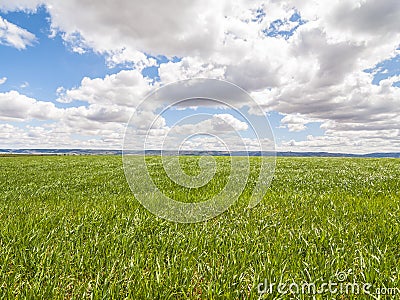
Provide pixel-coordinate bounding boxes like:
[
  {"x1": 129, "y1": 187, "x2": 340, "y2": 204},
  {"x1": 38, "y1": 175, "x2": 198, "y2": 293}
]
[{"x1": 1, "y1": 149, "x2": 399, "y2": 158}]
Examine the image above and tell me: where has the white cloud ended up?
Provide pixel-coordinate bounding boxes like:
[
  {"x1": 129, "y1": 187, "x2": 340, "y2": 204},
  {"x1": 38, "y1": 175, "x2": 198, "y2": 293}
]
[
  {"x1": 106, "y1": 48, "x2": 157, "y2": 70},
  {"x1": 170, "y1": 114, "x2": 248, "y2": 135},
  {"x1": 58, "y1": 69, "x2": 155, "y2": 106},
  {"x1": 64, "y1": 104, "x2": 134, "y2": 124},
  {"x1": 0, "y1": 90, "x2": 61, "y2": 121},
  {"x1": 279, "y1": 130, "x2": 400, "y2": 154},
  {"x1": 159, "y1": 57, "x2": 226, "y2": 83},
  {"x1": 0, "y1": 16, "x2": 36, "y2": 49},
  {"x1": 0, "y1": 123, "x2": 125, "y2": 149},
  {"x1": 44, "y1": 0, "x2": 226, "y2": 57},
  {"x1": 280, "y1": 114, "x2": 321, "y2": 132},
  {"x1": 20, "y1": 81, "x2": 29, "y2": 88},
  {"x1": 0, "y1": 0, "x2": 400, "y2": 152},
  {"x1": 0, "y1": 77, "x2": 7, "y2": 84},
  {"x1": 0, "y1": 90, "x2": 138, "y2": 149},
  {"x1": 176, "y1": 136, "x2": 273, "y2": 152},
  {"x1": 0, "y1": 0, "x2": 43, "y2": 12},
  {"x1": 212, "y1": 114, "x2": 248, "y2": 131}
]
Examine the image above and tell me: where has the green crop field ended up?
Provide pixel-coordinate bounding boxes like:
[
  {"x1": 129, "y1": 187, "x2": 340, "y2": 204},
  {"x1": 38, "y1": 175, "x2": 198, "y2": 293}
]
[{"x1": 0, "y1": 155, "x2": 399, "y2": 299}]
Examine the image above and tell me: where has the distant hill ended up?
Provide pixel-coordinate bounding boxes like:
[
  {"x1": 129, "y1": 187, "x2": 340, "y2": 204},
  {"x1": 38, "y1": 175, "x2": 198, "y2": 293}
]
[{"x1": 1, "y1": 149, "x2": 399, "y2": 158}]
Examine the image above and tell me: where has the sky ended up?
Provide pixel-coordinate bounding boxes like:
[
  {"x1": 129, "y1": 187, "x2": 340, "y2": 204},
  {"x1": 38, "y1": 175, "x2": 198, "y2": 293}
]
[{"x1": 0, "y1": 0, "x2": 399, "y2": 153}]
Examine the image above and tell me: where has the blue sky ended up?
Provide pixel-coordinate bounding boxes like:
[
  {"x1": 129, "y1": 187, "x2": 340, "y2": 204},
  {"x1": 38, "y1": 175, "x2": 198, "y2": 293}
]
[
  {"x1": 0, "y1": 7, "x2": 179, "y2": 103},
  {"x1": 1, "y1": 7, "x2": 107, "y2": 102},
  {"x1": 0, "y1": 1, "x2": 399, "y2": 152}
]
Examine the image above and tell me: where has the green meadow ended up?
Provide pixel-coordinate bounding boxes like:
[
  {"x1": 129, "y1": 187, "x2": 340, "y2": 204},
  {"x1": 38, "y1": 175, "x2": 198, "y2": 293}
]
[{"x1": 0, "y1": 155, "x2": 399, "y2": 299}]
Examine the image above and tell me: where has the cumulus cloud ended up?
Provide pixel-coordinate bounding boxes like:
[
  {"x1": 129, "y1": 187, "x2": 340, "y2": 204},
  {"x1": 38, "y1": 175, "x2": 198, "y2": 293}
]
[
  {"x1": 0, "y1": 90, "x2": 137, "y2": 148},
  {"x1": 0, "y1": 91, "x2": 61, "y2": 121},
  {"x1": 0, "y1": 77, "x2": 7, "y2": 84},
  {"x1": 20, "y1": 81, "x2": 29, "y2": 88},
  {"x1": 211, "y1": 114, "x2": 249, "y2": 131},
  {"x1": 105, "y1": 48, "x2": 158, "y2": 70},
  {"x1": 326, "y1": 0, "x2": 400, "y2": 37},
  {"x1": 0, "y1": 16, "x2": 36, "y2": 49},
  {"x1": 45, "y1": 0, "x2": 226, "y2": 57},
  {"x1": 0, "y1": 0, "x2": 43, "y2": 12},
  {"x1": 280, "y1": 114, "x2": 319, "y2": 132},
  {"x1": 0, "y1": 123, "x2": 125, "y2": 149},
  {"x1": 64, "y1": 104, "x2": 134, "y2": 124},
  {"x1": 170, "y1": 114, "x2": 248, "y2": 135},
  {"x1": 280, "y1": 130, "x2": 400, "y2": 154},
  {"x1": 1, "y1": 0, "x2": 400, "y2": 152},
  {"x1": 159, "y1": 57, "x2": 226, "y2": 83},
  {"x1": 58, "y1": 69, "x2": 155, "y2": 106}
]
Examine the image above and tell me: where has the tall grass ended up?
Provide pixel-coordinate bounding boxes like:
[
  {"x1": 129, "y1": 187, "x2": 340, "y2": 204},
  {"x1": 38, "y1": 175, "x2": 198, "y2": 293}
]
[{"x1": 0, "y1": 156, "x2": 399, "y2": 299}]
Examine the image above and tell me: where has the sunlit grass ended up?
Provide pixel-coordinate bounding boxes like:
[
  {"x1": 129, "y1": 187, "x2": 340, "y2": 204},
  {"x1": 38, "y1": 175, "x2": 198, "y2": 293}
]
[{"x1": 0, "y1": 155, "x2": 399, "y2": 299}]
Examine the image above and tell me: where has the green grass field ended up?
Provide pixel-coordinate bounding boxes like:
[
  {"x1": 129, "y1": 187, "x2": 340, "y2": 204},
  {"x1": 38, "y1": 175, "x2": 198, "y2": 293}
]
[{"x1": 0, "y1": 156, "x2": 399, "y2": 299}]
